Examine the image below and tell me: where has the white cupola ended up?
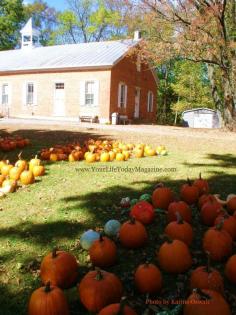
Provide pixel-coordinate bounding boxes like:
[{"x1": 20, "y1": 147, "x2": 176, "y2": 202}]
[{"x1": 20, "y1": 18, "x2": 41, "y2": 49}]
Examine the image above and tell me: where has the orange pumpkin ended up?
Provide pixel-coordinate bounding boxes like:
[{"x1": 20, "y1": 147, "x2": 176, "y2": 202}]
[
  {"x1": 109, "y1": 151, "x2": 116, "y2": 161},
  {"x1": 40, "y1": 249, "x2": 79, "y2": 289},
  {"x1": 167, "y1": 201, "x2": 192, "y2": 223},
  {"x1": 225, "y1": 254, "x2": 236, "y2": 284},
  {"x1": 100, "y1": 152, "x2": 110, "y2": 162},
  {"x1": 28, "y1": 282, "x2": 70, "y2": 315},
  {"x1": 78, "y1": 269, "x2": 123, "y2": 313},
  {"x1": 116, "y1": 153, "x2": 125, "y2": 161},
  {"x1": 200, "y1": 196, "x2": 223, "y2": 226},
  {"x1": 193, "y1": 173, "x2": 210, "y2": 195},
  {"x1": 214, "y1": 213, "x2": 236, "y2": 240},
  {"x1": 183, "y1": 289, "x2": 231, "y2": 315},
  {"x1": 164, "y1": 212, "x2": 193, "y2": 246},
  {"x1": 15, "y1": 153, "x2": 28, "y2": 172},
  {"x1": 158, "y1": 238, "x2": 192, "y2": 273},
  {"x1": 190, "y1": 252, "x2": 224, "y2": 293},
  {"x1": 227, "y1": 196, "x2": 236, "y2": 214},
  {"x1": 119, "y1": 218, "x2": 148, "y2": 248},
  {"x1": 1, "y1": 161, "x2": 14, "y2": 176},
  {"x1": 0, "y1": 174, "x2": 5, "y2": 186},
  {"x1": 198, "y1": 193, "x2": 217, "y2": 209},
  {"x1": 20, "y1": 170, "x2": 35, "y2": 185},
  {"x1": 134, "y1": 262, "x2": 162, "y2": 294},
  {"x1": 89, "y1": 235, "x2": 117, "y2": 267},
  {"x1": 32, "y1": 165, "x2": 45, "y2": 177},
  {"x1": 9, "y1": 166, "x2": 22, "y2": 181},
  {"x1": 203, "y1": 222, "x2": 233, "y2": 261},
  {"x1": 180, "y1": 178, "x2": 199, "y2": 205},
  {"x1": 29, "y1": 156, "x2": 41, "y2": 170},
  {"x1": 152, "y1": 183, "x2": 174, "y2": 210},
  {"x1": 85, "y1": 152, "x2": 96, "y2": 163},
  {"x1": 98, "y1": 300, "x2": 137, "y2": 315}
]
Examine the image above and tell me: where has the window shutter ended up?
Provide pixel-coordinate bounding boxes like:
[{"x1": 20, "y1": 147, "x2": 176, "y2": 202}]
[
  {"x1": 124, "y1": 85, "x2": 128, "y2": 108},
  {"x1": 8, "y1": 84, "x2": 12, "y2": 107},
  {"x1": 118, "y1": 83, "x2": 121, "y2": 108},
  {"x1": 22, "y1": 83, "x2": 27, "y2": 106},
  {"x1": 93, "y1": 80, "x2": 99, "y2": 107},
  {"x1": 147, "y1": 92, "x2": 149, "y2": 112},
  {"x1": 34, "y1": 83, "x2": 38, "y2": 106},
  {"x1": 79, "y1": 81, "x2": 85, "y2": 106},
  {"x1": 151, "y1": 92, "x2": 153, "y2": 112}
]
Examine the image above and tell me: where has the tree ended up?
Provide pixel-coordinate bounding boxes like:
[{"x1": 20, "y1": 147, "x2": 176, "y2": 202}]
[
  {"x1": 23, "y1": 0, "x2": 58, "y2": 46},
  {"x1": 53, "y1": 0, "x2": 128, "y2": 44},
  {"x1": 0, "y1": 0, "x2": 24, "y2": 50},
  {"x1": 127, "y1": 0, "x2": 236, "y2": 127},
  {"x1": 171, "y1": 60, "x2": 214, "y2": 114}
]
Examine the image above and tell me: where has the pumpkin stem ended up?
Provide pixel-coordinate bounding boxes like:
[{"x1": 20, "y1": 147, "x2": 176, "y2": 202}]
[
  {"x1": 176, "y1": 212, "x2": 184, "y2": 224},
  {"x1": 160, "y1": 234, "x2": 173, "y2": 244},
  {"x1": 215, "y1": 219, "x2": 224, "y2": 231},
  {"x1": 117, "y1": 297, "x2": 127, "y2": 315},
  {"x1": 52, "y1": 248, "x2": 57, "y2": 258},
  {"x1": 187, "y1": 178, "x2": 192, "y2": 186},
  {"x1": 155, "y1": 182, "x2": 164, "y2": 189},
  {"x1": 18, "y1": 151, "x2": 23, "y2": 160},
  {"x1": 95, "y1": 268, "x2": 103, "y2": 281},
  {"x1": 99, "y1": 233, "x2": 104, "y2": 242},
  {"x1": 199, "y1": 173, "x2": 202, "y2": 180},
  {"x1": 44, "y1": 281, "x2": 51, "y2": 293}
]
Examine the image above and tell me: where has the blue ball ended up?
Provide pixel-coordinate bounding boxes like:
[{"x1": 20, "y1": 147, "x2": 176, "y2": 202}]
[
  {"x1": 80, "y1": 229, "x2": 100, "y2": 250},
  {"x1": 104, "y1": 220, "x2": 121, "y2": 237}
]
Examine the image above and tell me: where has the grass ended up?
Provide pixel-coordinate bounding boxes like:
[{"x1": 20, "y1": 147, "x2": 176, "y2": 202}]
[{"x1": 0, "y1": 125, "x2": 236, "y2": 314}]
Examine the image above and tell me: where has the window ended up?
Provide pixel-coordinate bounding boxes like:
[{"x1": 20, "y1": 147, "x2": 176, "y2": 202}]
[
  {"x1": 23, "y1": 36, "x2": 31, "y2": 42},
  {"x1": 147, "y1": 91, "x2": 154, "y2": 112},
  {"x1": 118, "y1": 83, "x2": 127, "y2": 108},
  {"x1": 85, "y1": 81, "x2": 95, "y2": 105},
  {"x1": 55, "y1": 83, "x2": 64, "y2": 89},
  {"x1": 33, "y1": 36, "x2": 39, "y2": 44},
  {"x1": 2, "y1": 84, "x2": 9, "y2": 105},
  {"x1": 26, "y1": 83, "x2": 34, "y2": 105}
]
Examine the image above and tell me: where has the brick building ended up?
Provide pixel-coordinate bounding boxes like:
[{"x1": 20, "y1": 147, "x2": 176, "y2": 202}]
[{"x1": 0, "y1": 19, "x2": 157, "y2": 124}]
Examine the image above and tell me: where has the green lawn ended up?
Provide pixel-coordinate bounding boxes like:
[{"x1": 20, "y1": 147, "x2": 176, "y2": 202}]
[{"x1": 0, "y1": 125, "x2": 236, "y2": 314}]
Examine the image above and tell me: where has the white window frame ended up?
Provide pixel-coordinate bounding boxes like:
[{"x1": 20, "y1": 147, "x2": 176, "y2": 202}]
[
  {"x1": 147, "y1": 91, "x2": 154, "y2": 112},
  {"x1": 118, "y1": 82, "x2": 127, "y2": 108},
  {"x1": 1, "y1": 83, "x2": 11, "y2": 107},
  {"x1": 85, "y1": 81, "x2": 95, "y2": 106},
  {"x1": 23, "y1": 82, "x2": 38, "y2": 106},
  {"x1": 80, "y1": 80, "x2": 99, "y2": 107}
]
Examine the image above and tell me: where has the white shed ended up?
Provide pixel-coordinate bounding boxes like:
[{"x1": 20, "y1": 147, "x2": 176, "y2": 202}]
[{"x1": 182, "y1": 108, "x2": 221, "y2": 128}]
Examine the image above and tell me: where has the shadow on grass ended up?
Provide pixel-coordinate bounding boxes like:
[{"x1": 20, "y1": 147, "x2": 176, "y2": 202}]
[
  {"x1": 183, "y1": 153, "x2": 236, "y2": 168},
  {"x1": 0, "y1": 153, "x2": 236, "y2": 314}
]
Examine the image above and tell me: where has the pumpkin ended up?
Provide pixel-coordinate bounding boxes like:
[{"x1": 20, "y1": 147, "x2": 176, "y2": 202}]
[
  {"x1": 98, "y1": 298, "x2": 137, "y2": 315},
  {"x1": 145, "y1": 148, "x2": 156, "y2": 156},
  {"x1": 214, "y1": 213, "x2": 236, "y2": 240},
  {"x1": 200, "y1": 196, "x2": 223, "y2": 226},
  {"x1": 227, "y1": 196, "x2": 236, "y2": 214},
  {"x1": 119, "y1": 217, "x2": 148, "y2": 248},
  {"x1": 180, "y1": 178, "x2": 199, "y2": 205},
  {"x1": 78, "y1": 268, "x2": 123, "y2": 313},
  {"x1": 134, "y1": 262, "x2": 162, "y2": 294},
  {"x1": 32, "y1": 165, "x2": 45, "y2": 177},
  {"x1": 100, "y1": 152, "x2": 110, "y2": 162},
  {"x1": 9, "y1": 166, "x2": 22, "y2": 181},
  {"x1": 203, "y1": 222, "x2": 233, "y2": 261},
  {"x1": 15, "y1": 153, "x2": 28, "y2": 172},
  {"x1": 122, "y1": 150, "x2": 130, "y2": 160},
  {"x1": 183, "y1": 289, "x2": 231, "y2": 315},
  {"x1": 40, "y1": 249, "x2": 79, "y2": 289},
  {"x1": 28, "y1": 282, "x2": 70, "y2": 315},
  {"x1": 2, "y1": 178, "x2": 17, "y2": 192},
  {"x1": 198, "y1": 193, "x2": 217, "y2": 209},
  {"x1": 85, "y1": 152, "x2": 96, "y2": 163},
  {"x1": 134, "y1": 148, "x2": 144, "y2": 158},
  {"x1": 68, "y1": 153, "x2": 77, "y2": 162},
  {"x1": 0, "y1": 160, "x2": 7, "y2": 171},
  {"x1": 164, "y1": 212, "x2": 193, "y2": 246},
  {"x1": 20, "y1": 170, "x2": 35, "y2": 185},
  {"x1": 1, "y1": 161, "x2": 13, "y2": 176},
  {"x1": 190, "y1": 252, "x2": 224, "y2": 293},
  {"x1": 109, "y1": 151, "x2": 116, "y2": 161},
  {"x1": 89, "y1": 234, "x2": 117, "y2": 267},
  {"x1": 80, "y1": 229, "x2": 100, "y2": 250},
  {"x1": 225, "y1": 254, "x2": 236, "y2": 284},
  {"x1": 29, "y1": 155, "x2": 41, "y2": 171},
  {"x1": 152, "y1": 183, "x2": 174, "y2": 210},
  {"x1": 167, "y1": 201, "x2": 192, "y2": 223},
  {"x1": 157, "y1": 238, "x2": 192, "y2": 273},
  {"x1": 0, "y1": 174, "x2": 5, "y2": 186},
  {"x1": 104, "y1": 220, "x2": 121, "y2": 237},
  {"x1": 193, "y1": 173, "x2": 209, "y2": 195},
  {"x1": 130, "y1": 201, "x2": 155, "y2": 225},
  {"x1": 116, "y1": 153, "x2": 125, "y2": 161},
  {"x1": 41, "y1": 150, "x2": 51, "y2": 161}
]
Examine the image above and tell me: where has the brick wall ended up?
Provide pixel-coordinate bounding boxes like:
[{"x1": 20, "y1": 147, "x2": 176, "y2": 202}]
[{"x1": 110, "y1": 55, "x2": 157, "y2": 122}]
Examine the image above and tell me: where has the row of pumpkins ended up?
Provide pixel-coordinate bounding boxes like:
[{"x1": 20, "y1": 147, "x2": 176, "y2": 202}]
[
  {"x1": 0, "y1": 155, "x2": 45, "y2": 195},
  {"x1": 28, "y1": 174, "x2": 236, "y2": 315},
  {"x1": 40, "y1": 139, "x2": 168, "y2": 163},
  {"x1": 0, "y1": 136, "x2": 30, "y2": 151}
]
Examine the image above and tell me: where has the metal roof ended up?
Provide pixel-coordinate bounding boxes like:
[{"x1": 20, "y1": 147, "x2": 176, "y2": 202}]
[
  {"x1": 182, "y1": 108, "x2": 216, "y2": 114},
  {"x1": 0, "y1": 39, "x2": 140, "y2": 73}
]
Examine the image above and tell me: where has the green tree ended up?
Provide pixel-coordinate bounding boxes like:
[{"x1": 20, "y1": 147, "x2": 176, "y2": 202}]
[
  {"x1": 0, "y1": 0, "x2": 24, "y2": 50},
  {"x1": 171, "y1": 61, "x2": 214, "y2": 122},
  {"x1": 23, "y1": 0, "x2": 58, "y2": 46},
  {"x1": 53, "y1": 0, "x2": 127, "y2": 44}
]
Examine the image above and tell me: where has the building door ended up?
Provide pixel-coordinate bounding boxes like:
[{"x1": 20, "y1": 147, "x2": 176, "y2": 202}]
[
  {"x1": 54, "y1": 83, "x2": 65, "y2": 116},
  {"x1": 134, "y1": 87, "x2": 140, "y2": 118}
]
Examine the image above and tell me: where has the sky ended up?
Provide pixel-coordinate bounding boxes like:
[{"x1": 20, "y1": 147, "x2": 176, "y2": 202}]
[{"x1": 23, "y1": 0, "x2": 68, "y2": 11}]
